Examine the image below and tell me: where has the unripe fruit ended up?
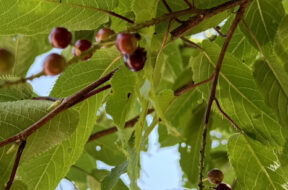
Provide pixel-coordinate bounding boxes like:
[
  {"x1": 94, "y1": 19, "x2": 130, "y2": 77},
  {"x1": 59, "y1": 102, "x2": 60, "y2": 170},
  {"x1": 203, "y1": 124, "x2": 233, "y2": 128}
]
[
  {"x1": 49, "y1": 27, "x2": 72, "y2": 49},
  {"x1": 95, "y1": 28, "x2": 115, "y2": 42},
  {"x1": 73, "y1": 39, "x2": 92, "y2": 60},
  {"x1": 216, "y1": 183, "x2": 231, "y2": 190},
  {"x1": 43, "y1": 53, "x2": 66, "y2": 76},
  {"x1": 0, "y1": 48, "x2": 14, "y2": 73},
  {"x1": 207, "y1": 169, "x2": 224, "y2": 184},
  {"x1": 116, "y1": 33, "x2": 138, "y2": 54},
  {"x1": 124, "y1": 47, "x2": 147, "y2": 72}
]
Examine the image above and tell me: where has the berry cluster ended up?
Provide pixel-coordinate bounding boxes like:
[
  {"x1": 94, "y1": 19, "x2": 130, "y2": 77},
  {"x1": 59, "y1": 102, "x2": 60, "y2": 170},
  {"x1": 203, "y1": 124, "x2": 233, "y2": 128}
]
[
  {"x1": 207, "y1": 169, "x2": 231, "y2": 190},
  {"x1": 45, "y1": 27, "x2": 95, "y2": 76}
]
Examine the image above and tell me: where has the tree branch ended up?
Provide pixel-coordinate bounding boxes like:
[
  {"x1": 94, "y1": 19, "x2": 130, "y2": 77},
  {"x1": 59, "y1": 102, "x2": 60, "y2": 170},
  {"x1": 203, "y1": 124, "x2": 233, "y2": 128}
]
[
  {"x1": 161, "y1": 0, "x2": 185, "y2": 23},
  {"x1": 171, "y1": 0, "x2": 251, "y2": 39},
  {"x1": 0, "y1": 71, "x2": 44, "y2": 88},
  {"x1": 214, "y1": 26, "x2": 227, "y2": 37},
  {"x1": 0, "y1": 68, "x2": 118, "y2": 148},
  {"x1": 198, "y1": 3, "x2": 249, "y2": 190},
  {"x1": 5, "y1": 141, "x2": 26, "y2": 190}
]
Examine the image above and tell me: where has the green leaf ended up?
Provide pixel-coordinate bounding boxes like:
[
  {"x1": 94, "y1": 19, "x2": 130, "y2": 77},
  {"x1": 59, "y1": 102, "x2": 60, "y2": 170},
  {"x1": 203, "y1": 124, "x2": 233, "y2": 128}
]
[
  {"x1": 0, "y1": 100, "x2": 79, "y2": 160},
  {"x1": 0, "y1": 76, "x2": 33, "y2": 102},
  {"x1": 254, "y1": 58, "x2": 288, "y2": 126},
  {"x1": 106, "y1": 66, "x2": 136, "y2": 128},
  {"x1": 85, "y1": 124, "x2": 126, "y2": 166},
  {"x1": 274, "y1": 15, "x2": 288, "y2": 70},
  {"x1": 194, "y1": 0, "x2": 230, "y2": 9},
  {"x1": 228, "y1": 134, "x2": 288, "y2": 190},
  {"x1": 14, "y1": 47, "x2": 120, "y2": 190},
  {"x1": 0, "y1": 0, "x2": 116, "y2": 35},
  {"x1": 242, "y1": 0, "x2": 285, "y2": 46},
  {"x1": 0, "y1": 35, "x2": 50, "y2": 76},
  {"x1": 102, "y1": 161, "x2": 128, "y2": 190},
  {"x1": 190, "y1": 41, "x2": 288, "y2": 147}
]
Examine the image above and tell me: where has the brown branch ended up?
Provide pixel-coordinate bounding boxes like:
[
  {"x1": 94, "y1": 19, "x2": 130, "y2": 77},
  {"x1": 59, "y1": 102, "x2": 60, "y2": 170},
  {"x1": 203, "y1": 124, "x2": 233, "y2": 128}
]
[
  {"x1": 43, "y1": 0, "x2": 134, "y2": 24},
  {"x1": 198, "y1": 3, "x2": 249, "y2": 190},
  {"x1": 214, "y1": 98, "x2": 243, "y2": 133},
  {"x1": 32, "y1": 96, "x2": 59, "y2": 101},
  {"x1": 5, "y1": 141, "x2": 26, "y2": 190},
  {"x1": 171, "y1": 0, "x2": 251, "y2": 39},
  {"x1": 88, "y1": 109, "x2": 155, "y2": 142},
  {"x1": 174, "y1": 73, "x2": 215, "y2": 96},
  {"x1": 0, "y1": 68, "x2": 118, "y2": 148},
  {"x1": 0, "y1": 71, "x2": 44, "y2": 89},
  {"x1": 158, "y1": 19, "x2": 174, "y2": 54},
  {"x1": 214, "y1": 26, "x2": 227, "y2": 37}
]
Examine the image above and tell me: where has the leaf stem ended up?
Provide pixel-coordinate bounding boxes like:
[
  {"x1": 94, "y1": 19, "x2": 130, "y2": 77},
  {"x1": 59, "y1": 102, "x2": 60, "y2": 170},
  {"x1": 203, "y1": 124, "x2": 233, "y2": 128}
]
[
  {"x1": 214, "y1": 98, "x2": 243, "y2": 133},
  {"x1": 5, "y1": 141, "x2": 26, "y2": 190},
  {"x1": 0, "y1": 71, "x2": 44, "y2": 88},
  {"x1": 198, "y1": 3, "x2": 249, "y2": 190}
]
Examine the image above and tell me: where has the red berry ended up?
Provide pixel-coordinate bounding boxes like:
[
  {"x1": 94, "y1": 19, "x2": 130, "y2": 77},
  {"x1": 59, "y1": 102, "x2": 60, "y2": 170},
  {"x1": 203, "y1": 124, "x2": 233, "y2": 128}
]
[
  {"x1": 73, "y1": 40, "x2": 92, "y2": 60},
  {"x1": 207, "y1": 169, "x2": 224, "y2": 184},
  {"x1": 216, "y1": 183, "x2": 231, "y2": 190},
  {"x1": 95, "y1": 28, "x2": 115, "y2": 42},
  {"x1": 49, "y1": 27, "x2": 72, "y2": 49},
  {"x1": 124, "y1": 48, "x2": 146, "y2": 72},
  {"x1": 0, "y1": 48, "x2": 14, "y2": 73},
  {"x1": 116, "y1": 33, "x2": 138, "y2": 54},
  {"x1": 43, "y1": 53, "x2": 66, "y2": 76}
]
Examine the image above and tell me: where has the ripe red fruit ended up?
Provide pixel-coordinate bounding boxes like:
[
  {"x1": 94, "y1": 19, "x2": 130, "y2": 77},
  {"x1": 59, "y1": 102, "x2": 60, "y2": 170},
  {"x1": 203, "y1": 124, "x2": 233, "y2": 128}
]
[
  {"x1": 124, "y1": 48, "x2": 147, "y2": 72},
  {"x1": 73, "y1": 40, "x2": 92, "y2": 60},
  {"x1": 207, "y1": 169, "x2": 224, "y2": 184},
  {"x1": 95, "y1": 28, "x2": 115, "y2": 42},
  {"x1": 49, "y1": 27, "x2": 72, "y2": 49},
  {"x1": 0, "y1": 48, "x2": 14, "y2": 73},
  {"x1": 116, "y1": 33, "x2": 138, "y2": 54},
  {"x1": 216, "y1": 183, "x2": 232, "y2": 190},
  {"x1": 43, "y1": 53, "x2": 66, "y2": 76}
]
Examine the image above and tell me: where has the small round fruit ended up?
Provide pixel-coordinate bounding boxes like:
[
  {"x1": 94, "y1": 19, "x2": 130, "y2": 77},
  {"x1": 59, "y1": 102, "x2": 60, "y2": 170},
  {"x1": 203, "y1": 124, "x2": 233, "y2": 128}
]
[
  {"x1": 0, "y1": 48, "x2": 14, "y2": 73},
  {"x1": 207, "y1": 169, "x2": 224, "y2": 184},
  {"x1": 116, "y1": 33, "x2": 138, "y2": 54},
  {"x1": 216, "y1": 183, "x2": 231, "y2": 190},
  {"x1": 49, "y1": 27, "x2": 72, "y2": 49},
  {"x1": 43, "y1": 53, "x2": 66, "y2": 76},
  {"x1": 95, "y1": 28, "x2": 115, "y2": 42},
  {"x1": 124, "y1": 47, "x2": 146, "y2": 72},
  {"x1": 73, "y1": 39, "x2": 92, "y2": 60}
]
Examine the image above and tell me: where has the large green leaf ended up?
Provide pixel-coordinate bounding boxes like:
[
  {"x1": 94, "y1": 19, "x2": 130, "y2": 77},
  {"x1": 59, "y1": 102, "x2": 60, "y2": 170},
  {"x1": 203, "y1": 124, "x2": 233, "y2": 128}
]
[
  {"x1": 0, "y1": 76, "x2": 33, "y2": 102},
  {"x1": 13, "y1": 47, "x2": 121, "y2": 190},
  {"x1": 242, "y1": 0, "x2": 285, "y2": 46},
  {"x1": 190, "y1": 41, "x2": 288, "y2": 147},
  {"x1": 0, "y1": 0, "x2": 119, "y2": 35},
  {"x1": 0, "y1": 35, "x2": 50, "y2": 76},
  {"x1": 274, "y1": 15, "x2": 288, "y2": 70},
  {"x1": 228, "y1": 134, "x2": 288, "y2": 190},
  {"x1": 254, "y1": 58, "x2": 288, "y2": 127}
]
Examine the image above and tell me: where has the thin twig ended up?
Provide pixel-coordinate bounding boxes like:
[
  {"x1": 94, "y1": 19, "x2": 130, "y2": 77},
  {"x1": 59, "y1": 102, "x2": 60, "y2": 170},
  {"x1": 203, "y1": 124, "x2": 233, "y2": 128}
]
[
  {"x1": 214, "y1": 98, "x2": 243, "y2": 133},
  {"x1": 43, "y1": 0, "x2": 134, "y2": 24},
  {"x1": 5, "y1": 141, "x2": 26, "y2": 190},
  {"x1": 171, "y1": 0, "x2": 251, "y2": 39},
  {"x1": 0, "y1": 68, "x2": 118, "y2": 148},
  {"x1": 159, "y1": 19, "x2": 174, "y2": 54},
  {"x1": 174, "y1": 73, "x2": 215, "y2": 96},
  {"x1": 0, "y1": 71, "x2": 44, "y2": 88},
  {"x1": 214, "y1": 26, "x2": 227, "y2": 37},
  {"x1": 198, "y1": 3, "x2": 249, "y2": 190},
  {"x1": 88, "y1": 109, "x2": 155, "y2": 142}
]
